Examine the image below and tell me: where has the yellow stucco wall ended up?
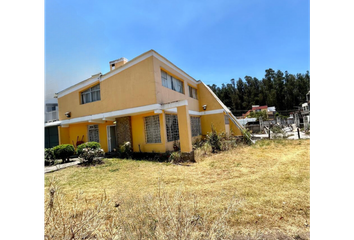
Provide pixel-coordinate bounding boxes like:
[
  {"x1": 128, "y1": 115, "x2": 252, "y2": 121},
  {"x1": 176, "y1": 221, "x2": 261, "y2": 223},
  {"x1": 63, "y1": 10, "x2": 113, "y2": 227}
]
[
  {"x1": 229, "y1": 120, "x2": 242, "y2": 136},
  {"x1": 152, "y1": 57, "x2": 200, "y2": 112},
  {"x1": 58, "y1": 121, "x2": 114, "y2": 152},
  {"x1": 201, "y1": 113, "x2": 226, "y2": 135},
  {"x1": 197, "y1": 83, "x2": 224, "y2": 112},
  {"x1": 58, "y1": 56, "x2": 157, "y2": 120},
  {"x1": 177, "y1": 105, "x2": 193, "y2": 152},
  {"x1": 131, "y1": 112, "x2": 166, "y2": 153}
]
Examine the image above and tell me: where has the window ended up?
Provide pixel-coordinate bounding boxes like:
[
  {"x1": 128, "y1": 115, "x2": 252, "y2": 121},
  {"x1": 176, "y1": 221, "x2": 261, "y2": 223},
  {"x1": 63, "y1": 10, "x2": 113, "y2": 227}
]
[
  {"x1": 88, "y1": 125, "x2": 99, "y2": 143},
  {"x1": 165, "y1": 114, "x2": 180, "y2": 142},
  {"x1": 81, "y1": 84, "x2": 101, "y2": 104},
  {"x1": 189, "y1": 86, "x2": 198, "y2": 99},
  {"x1": 161, "y1": 70, "x2": 184, "y2": 94},
  {"x1": 191, "y1": 117, "x2": 201, "y2": 137},
  {"x1": 111, "y1": 63, "x2": 115, "y2": 70},
  {"x1": 144, "y1": 115, "x2": 161, "y2": 143}
]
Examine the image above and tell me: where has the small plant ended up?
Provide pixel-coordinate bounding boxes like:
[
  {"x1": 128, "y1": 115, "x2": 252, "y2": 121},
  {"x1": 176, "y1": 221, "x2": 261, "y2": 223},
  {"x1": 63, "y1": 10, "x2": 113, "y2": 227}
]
[
  {"x1": 241, "y1": 129, "x2": 253, "y2": 145},
  {"x1": 119, "y1": 141, "x2": 132, "y2": 159},
  {"x1": 77, "y1": 142, "x2": 101, "y2": 155},
  {"x1": 206, "y1": 125, "x2": 221, "y2": 153},
  {"x1": 168, "y1": 151, "x2": 182, "y2": 164},
  {"x1": 79, "y1": 148, "x2": 105, "y2": 164},
  {"x1": 52, "y1": 144, "x2": 75, "y2": 163}
]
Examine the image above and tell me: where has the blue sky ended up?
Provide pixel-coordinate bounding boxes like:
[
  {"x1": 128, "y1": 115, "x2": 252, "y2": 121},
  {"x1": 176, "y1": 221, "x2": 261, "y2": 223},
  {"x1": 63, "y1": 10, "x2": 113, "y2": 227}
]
[{"x1": 45, "y1": 0, "x2": 310, "y2": 101}]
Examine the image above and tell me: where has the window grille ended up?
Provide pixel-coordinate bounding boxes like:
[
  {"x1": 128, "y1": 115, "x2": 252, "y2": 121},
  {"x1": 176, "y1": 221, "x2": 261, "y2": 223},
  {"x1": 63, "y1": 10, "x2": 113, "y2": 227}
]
[
  {"x1": 81, "y1": 84, "x2": 101, "y2": 104},
  {"x1": 161, "y1": 70, "x2": 184, "y2": 94},
  {"x1": 165, "y1": 114, "x2": 180, "y2": 142},
  {"x1": 191, "y1": 117, "x2": 201, "y2": 137},
  {"x1": 88, "y1": 125, "x2": 99, "y2": 143},
  {"x1": 144, "y1": 115, "x2": 161, "y2": 143}
]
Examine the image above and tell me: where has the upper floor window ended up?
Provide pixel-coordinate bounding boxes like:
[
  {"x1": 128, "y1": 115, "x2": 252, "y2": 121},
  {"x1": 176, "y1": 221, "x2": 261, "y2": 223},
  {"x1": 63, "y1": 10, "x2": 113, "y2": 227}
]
[
  {"x1": 161, "y1": 70, "x2": 184, "y2": 94},
  {"x1": 189, "y1": 86, "x2": 197, "y2": 99},
  {"x1": 81, "y1": 84, "x2": 101, "y2": 104}
]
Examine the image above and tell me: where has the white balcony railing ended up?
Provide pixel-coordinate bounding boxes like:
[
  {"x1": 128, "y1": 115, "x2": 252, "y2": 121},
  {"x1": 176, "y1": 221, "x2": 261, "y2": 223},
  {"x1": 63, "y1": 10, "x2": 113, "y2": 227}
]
[{"x1": 45, "y1": 110, "x2": 59, "y2": 123}]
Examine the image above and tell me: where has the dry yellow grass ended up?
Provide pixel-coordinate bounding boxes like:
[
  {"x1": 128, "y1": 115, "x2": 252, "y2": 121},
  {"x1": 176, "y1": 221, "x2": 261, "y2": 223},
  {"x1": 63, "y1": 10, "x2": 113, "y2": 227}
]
[{"x1": 45, "y1": 139, "x2": 310, "y2": 239}]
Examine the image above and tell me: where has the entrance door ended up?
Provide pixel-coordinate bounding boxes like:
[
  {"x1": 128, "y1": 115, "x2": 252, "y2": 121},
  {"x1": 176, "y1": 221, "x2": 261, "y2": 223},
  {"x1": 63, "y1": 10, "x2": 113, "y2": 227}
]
[{"x1": 107, "y1": 125, "x2": 117, "y2": 152}]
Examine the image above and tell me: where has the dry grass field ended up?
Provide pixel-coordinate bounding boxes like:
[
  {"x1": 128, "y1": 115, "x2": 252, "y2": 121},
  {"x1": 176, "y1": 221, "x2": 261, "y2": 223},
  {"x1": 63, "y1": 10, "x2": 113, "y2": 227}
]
[{"x1": 44, "y1": 139, "x2": 310, "y2": 239}]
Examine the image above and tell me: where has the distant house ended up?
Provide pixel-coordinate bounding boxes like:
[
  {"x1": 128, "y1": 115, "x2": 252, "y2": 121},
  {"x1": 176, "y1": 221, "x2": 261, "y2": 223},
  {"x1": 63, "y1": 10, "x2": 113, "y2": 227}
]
[
  {"x1": 242, "y1": 105, "x2": 276, "y2": 120},
  {"x1": 45, "y1": 101, "x2": 59, "y2": 148},
  {"x1": 45, "y1": 50, "x2": 246, "y2": 160}
]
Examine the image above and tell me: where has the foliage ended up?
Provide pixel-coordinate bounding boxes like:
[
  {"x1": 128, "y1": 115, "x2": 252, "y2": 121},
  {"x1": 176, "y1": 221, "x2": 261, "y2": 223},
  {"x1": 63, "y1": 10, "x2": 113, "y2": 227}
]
[
  {"x1": 208, "y1": 69, "x2": 310, "y2": 116},
  {"x1": 45, "y1": 148, "x2": 55, "y2": 160},
  {"x1": 79, "y1": 147, "x2": 105, "y2": 164},
  {"x1": 206, "y1": 126, "x2": 222, "y2": 153},
  {"x1": 119, "y1": 141, "x2": 132, "y2": 159},
  {"x1": 77, "y1": 142, "x2": 101, "y2": 155},
  {"x1": 168, "y1": 151, "x2": 182, "y2": 164},
  {"x1": 52, "y1": 144, "x2": 75, "y2": 163},
  {"x1": 45, "y1": 148, "x2": 56, "y2": 166},
  {"x1": 248, "y1": 110, "x2": 268, "y2": 120},
  {"x1": 241, "y1": 129, "x2": 253, "y2": 145}
]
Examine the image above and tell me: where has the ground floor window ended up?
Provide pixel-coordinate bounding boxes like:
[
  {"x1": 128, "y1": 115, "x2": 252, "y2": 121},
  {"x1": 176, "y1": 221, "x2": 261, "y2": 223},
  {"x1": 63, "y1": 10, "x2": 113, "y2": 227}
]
[
  {"x1": 144, "y1": 115, "x2": 161, "y2": 143},
  {"x1": 191, "y1": 116, "x2": 201, "y2": 137},
  {"x1": 88, "y1": 125, "x2": 99, "y2": 143},
  {"x1": 165, "y1": 114, "x2": 179, "y2": 142}
]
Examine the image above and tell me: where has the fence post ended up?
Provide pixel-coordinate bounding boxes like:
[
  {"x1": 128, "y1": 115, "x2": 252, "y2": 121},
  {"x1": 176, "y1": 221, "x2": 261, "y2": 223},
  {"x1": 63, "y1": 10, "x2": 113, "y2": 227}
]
[{"x1": 297, "y1": 128, "x2": 300, "y2": 139}]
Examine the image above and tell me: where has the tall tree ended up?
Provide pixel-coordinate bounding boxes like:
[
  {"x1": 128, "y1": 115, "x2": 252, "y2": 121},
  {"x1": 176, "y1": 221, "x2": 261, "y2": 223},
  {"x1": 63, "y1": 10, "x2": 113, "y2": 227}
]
[{"x1": 208, "y1": 69, "x2": 310, "y2": 117}]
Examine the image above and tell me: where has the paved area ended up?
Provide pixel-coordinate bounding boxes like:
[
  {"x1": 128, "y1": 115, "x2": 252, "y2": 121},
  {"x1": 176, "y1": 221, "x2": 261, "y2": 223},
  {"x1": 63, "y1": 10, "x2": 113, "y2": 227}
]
[{"x1": 45, "y1": 158, "x2": 80, "y2": 174}]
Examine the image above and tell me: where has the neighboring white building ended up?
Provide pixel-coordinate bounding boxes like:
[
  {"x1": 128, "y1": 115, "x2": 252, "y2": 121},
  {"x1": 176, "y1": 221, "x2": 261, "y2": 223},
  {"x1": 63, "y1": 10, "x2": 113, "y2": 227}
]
[{"x1": 45, "y1": 99, "x2": 59, "y2": 123}]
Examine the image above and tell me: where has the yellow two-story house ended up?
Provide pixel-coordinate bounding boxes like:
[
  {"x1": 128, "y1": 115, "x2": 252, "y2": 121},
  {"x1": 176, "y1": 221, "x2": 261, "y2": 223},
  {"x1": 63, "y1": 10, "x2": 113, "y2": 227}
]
[{"x1": 46, "y1": 50, "x2": 245, "y2": 160}]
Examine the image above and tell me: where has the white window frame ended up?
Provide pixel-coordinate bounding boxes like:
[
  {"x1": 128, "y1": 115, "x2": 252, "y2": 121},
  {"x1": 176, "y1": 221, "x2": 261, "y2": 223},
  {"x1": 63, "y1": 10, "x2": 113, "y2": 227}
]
[
  {"x1": 88, "y1": 124, "x2": 100, "y2": 143},
  {"x1": 81, "y1": 84, "x2": 101, "y2": 104},
  {"x1": 161, "y1": 70, "x2": 184, "y2": 94}
]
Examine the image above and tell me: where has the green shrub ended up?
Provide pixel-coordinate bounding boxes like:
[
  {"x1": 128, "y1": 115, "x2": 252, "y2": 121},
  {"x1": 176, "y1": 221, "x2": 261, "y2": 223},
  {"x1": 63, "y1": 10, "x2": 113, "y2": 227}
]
[
  {"x1": 52, "y1": 144, "x2": 75, "y2": 163},
  {"x1": 79, "y1": 147, "x2": 105, "y2": 164},
  {"x1": 77, "y1": 142, "x2": 101, "y2": 155},
  {"x1": 168, "y1": 151, "x2": 182, "y2": 164},
  {"x1": 45, "y1": 148, "x2": 55, "y2": 166},
  {"x1": 206, "y1": 126, "x2": 221, "y2": 153},
  {"x1": 45, "y1": 148, "x2": 55, "y2": 160}
]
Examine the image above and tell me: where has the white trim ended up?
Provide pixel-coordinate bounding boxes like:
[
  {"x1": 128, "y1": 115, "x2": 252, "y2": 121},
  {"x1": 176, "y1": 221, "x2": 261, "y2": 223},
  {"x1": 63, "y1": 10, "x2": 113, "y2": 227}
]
[
  {"x1": 55, "y1": 103, "x2": 226, "y2": 127},
  {"x1": 101, "y1": 51, "x2": 153, "y2": 81},
  {"x1": 44, "y1": 121, "x2": 62, "y2": 127},
  {"x1": 56, "y1": 74, "x2": 101, "y2": 98},
  {"x1": 152, "y1": 52, "x2": 198, "y2": 84},
  {"x1": 106, "y1": 125, "x2": 116, "y2": 152},
  {"x1": 201, "y1": 82, "x2": 231, "y2": 113},
  {"x1": 55, "y1": 50, "x2": 200, "y2": 99},
  {"x1": 160, "y1": 99, "x2": 188, "y2": 110},
  {"x1": 60, "y1": 103, "x2": 162, "y2": 125},
  {"x1": 200, "y1": 109, "x2": 225, "y2": 115}
]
